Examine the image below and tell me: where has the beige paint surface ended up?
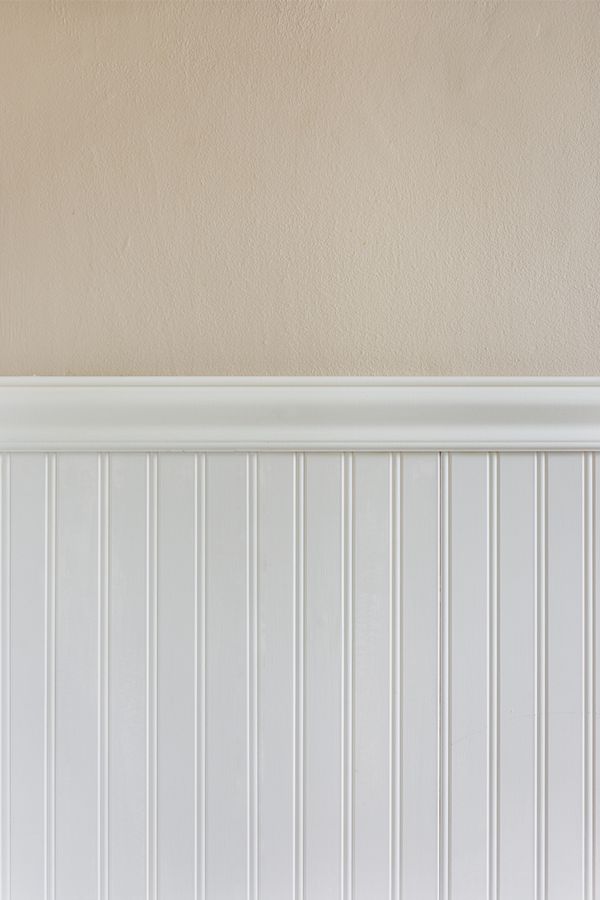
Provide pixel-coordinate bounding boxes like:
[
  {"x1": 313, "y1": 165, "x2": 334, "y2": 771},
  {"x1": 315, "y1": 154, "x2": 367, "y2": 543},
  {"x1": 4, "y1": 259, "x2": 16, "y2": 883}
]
[{"x1": 1, "y1": 1, "x2": 599, "y2": 375}]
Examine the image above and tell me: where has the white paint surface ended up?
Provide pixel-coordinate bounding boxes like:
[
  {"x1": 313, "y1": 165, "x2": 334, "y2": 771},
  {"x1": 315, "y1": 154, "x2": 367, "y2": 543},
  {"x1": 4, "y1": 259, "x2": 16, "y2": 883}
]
[
  {"x1": 3, "y1": 378, "x2": 600, "y2": 451},
  {"x1": 1, "y1": 448, "x2": 598, "y2": 899}
]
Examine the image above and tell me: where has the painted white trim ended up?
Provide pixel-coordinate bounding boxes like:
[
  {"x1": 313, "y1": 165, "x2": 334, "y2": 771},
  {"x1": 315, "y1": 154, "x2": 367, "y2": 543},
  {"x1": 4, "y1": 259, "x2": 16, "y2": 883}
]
[{"x1": 1, "y1": 377, "x2": 600, "y2": 450}]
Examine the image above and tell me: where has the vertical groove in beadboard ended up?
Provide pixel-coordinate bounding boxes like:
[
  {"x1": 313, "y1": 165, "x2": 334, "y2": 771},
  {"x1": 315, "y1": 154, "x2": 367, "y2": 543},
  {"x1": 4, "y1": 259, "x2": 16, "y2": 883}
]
[
  {"x1": 98, "y1": 454, "x2": 110, "y2": 900},
  {"x1": 584, "y1": 453, "x2": 595, "y2": 900},
  {"x1": 247, "y1": 454, "x2": 258, "y2": 900},
  {"x1": 195, "y1": 454, "x2": 207, "y2": 900},
  {"x1": 388, "y1": 453, "x2": 402, "y2": 900},
  {"x1": 146, "y1": 453, "x2": 158, "y2": 900},
  {"x1": 341, "y1": 453, "x2": 354, "y2": 900},
  {"x1": 45, "y1": 454, "x2": 56, "y2": 900},
  {"x1": 1, "y1": 454, "x2": 10, "y2": 900},
  {"x1": 535, "y1": 452, "x2": 547, "y2": 900},
  {"x1": 293, "y1": 453, "x2": 305, "y2": 900},
  {"x1": 488, "y1": 454, "x2": 499, "y2": 900},
  {"x1": 439, "y1": 452, "x2": 451, "y2": 900}
]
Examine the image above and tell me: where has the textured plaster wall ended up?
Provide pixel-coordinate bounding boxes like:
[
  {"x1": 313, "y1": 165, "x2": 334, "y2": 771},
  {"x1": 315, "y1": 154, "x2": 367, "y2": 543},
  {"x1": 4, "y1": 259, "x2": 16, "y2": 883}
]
[{"x1": 1, "y1": 1, "x2": 599, "y2": 375}]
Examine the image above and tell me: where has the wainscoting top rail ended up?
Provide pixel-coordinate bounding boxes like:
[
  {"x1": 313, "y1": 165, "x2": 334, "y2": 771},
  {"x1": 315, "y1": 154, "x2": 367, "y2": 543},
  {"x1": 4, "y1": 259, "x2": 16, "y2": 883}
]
[{"x1": 1, "y1": 377, "x2": 600, "y2": 450}]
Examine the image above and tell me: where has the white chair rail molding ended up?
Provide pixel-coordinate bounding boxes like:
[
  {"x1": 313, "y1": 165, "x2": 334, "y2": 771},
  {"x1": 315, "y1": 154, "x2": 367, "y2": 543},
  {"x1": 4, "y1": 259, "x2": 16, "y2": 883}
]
[{"x1": 1, "y1": 377, "x2": 600, "y2": 900}]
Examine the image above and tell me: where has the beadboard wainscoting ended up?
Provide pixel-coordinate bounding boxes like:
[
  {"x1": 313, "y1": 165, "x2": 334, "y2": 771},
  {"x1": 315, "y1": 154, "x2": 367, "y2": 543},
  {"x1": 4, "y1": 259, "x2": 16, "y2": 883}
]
[{"x1": 0, "y1": 380, "x2": 600, "y2": 900}]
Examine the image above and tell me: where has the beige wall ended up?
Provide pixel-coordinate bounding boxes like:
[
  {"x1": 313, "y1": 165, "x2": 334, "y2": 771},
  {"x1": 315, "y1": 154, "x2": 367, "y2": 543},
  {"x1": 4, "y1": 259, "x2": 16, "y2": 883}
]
[{"x1": 1, "y1": 1, "x2": 599, "y2": 375}]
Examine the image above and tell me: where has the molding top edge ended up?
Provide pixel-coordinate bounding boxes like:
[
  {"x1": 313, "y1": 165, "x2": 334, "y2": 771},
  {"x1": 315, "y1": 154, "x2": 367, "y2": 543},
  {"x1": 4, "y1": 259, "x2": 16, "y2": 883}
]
[{"x1": 1, "y1": 377, "x2": 600, "y2": 450}]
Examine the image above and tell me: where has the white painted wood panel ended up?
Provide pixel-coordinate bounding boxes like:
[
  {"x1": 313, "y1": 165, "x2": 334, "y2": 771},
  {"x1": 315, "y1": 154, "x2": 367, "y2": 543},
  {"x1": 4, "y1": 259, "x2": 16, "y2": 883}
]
[
  {"x1": 594, "y1": 453, "x2": 600, "y2": 900},
  {"x1": 448, "y1": 454, "x2": 489, "y2": 900},
  {"x1": 157, "y1": 454, "x2": 196, "y2": 899},
  {"x1": 353, "y1": 454, "x2": 390, "y2": 900},
  {"x1": 204, "y1": 454, "x2": 248, "y2": 900},
  {"x1": 8, "y1": 455, "x2": 46, "y2": 900},
  {"x1": 0, "y1": 443, "x2": 598, "y2": 900},
  {"x1": 304, "y1": 453, "x2": 343, "y2": 900},
  {"x1": 108, "y1": 454, "x2": 147, "y2": 900},
  {"x1": 55, "y1": 454, "x2": 99, "y2": 900},
  {"x1": 497, "y1": 453, "x2": 536, "y2": 900},
  {"x1": 400, "y1": 453, "x2": 439, "y2": 900},
  {"x1": 256, "y1": 453, "x2": 294, "y2": 900},
  {"x1": 546, "y1": 454, "x2": 585, "y2": 900}
]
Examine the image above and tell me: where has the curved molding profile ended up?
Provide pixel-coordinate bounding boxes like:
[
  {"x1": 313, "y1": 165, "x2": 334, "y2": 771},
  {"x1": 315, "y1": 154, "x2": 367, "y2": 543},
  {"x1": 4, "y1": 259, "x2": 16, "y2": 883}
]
[{"x1": 0, "y1": 377, "x2": 600, "y2": 450}]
